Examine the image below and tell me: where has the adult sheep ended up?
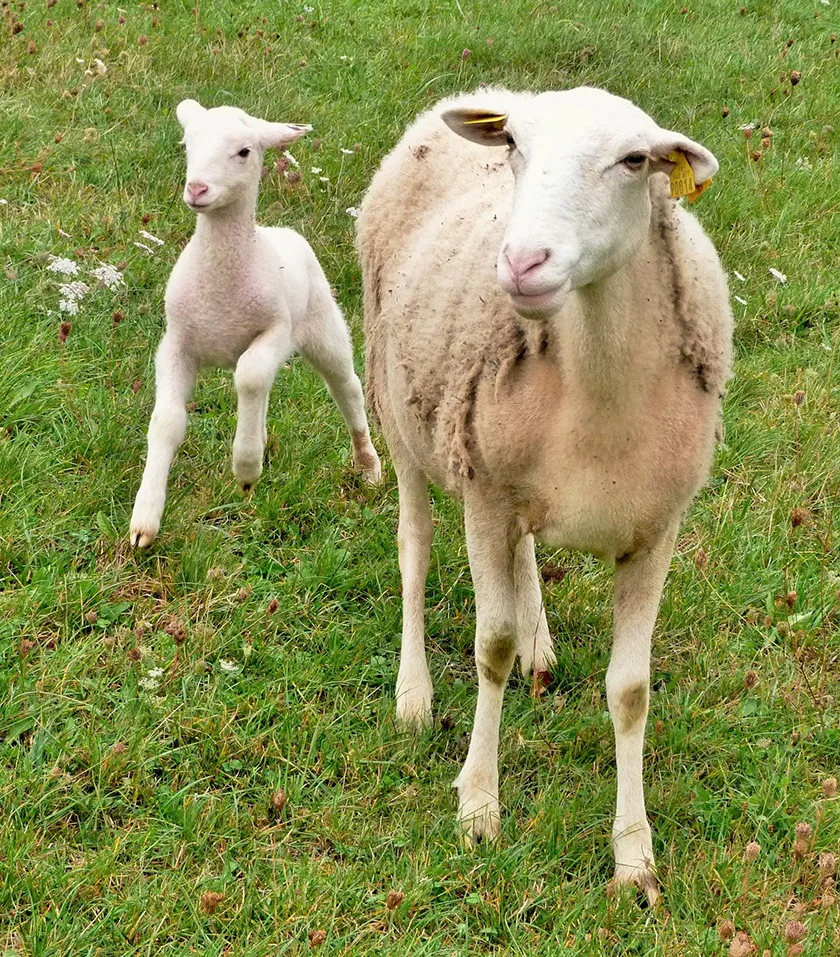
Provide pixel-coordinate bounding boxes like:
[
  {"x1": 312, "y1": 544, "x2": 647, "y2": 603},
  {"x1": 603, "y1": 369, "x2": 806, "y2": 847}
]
[{"x1": 358, "y1": 86, "x2": 732, "y2": 901}]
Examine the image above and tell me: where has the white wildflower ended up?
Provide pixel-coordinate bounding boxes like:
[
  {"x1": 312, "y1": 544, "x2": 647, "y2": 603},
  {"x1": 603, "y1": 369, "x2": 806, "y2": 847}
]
[
  {"x1": 769, "y1": 267, "x2": 787, "y2": 284},
  {"x1": 733, "y1": 270, "x2": 746, "y2": 282},
  {"x1": 282, "y1": 150, "x2": 299, "y2": 167},
  {"x1": 734, "y1": 295, "x2": 747, "y2": 305},
  {"x1": 139, "y1": 229, "x2": 164, "y2": 246},
  {"x1": 134, "y1": 242, "x2": 155, "y2": 254},
  {"x1": 147, "y1": 667, "x2": 164, "y2": 679},
  {"x1": 75, "y1": 57, "x2": 85, "y2": 66},
  {"x1": 85, "y1": 58, "x2": 107, "y2": 76},
  {"x1": 47, "y1": 256, "x2": 80, "y2": 276},
  {"x1": 138, "y1": 676, "x2": 158, "y2": 691},
  {"x1": 795, "y1": 157, "x2": 813, "y2": 171},
  {"x1": 339, "y1": 55, "x2": 352, "y2": 62},
  {"x1": 59, "y1": 298, "x2": 80, "y2": 315},
  {"x1": 90, "y1": 262, "x2": 125, "y2": 290},
  {"x1": 340, "y1": 148, "x2": 354, "y2": 155},
  {"x1": 58, "y1": 228, "x2": 71, "y2": 238},
  {"x1": 345, "y1": 206, "x2": 361, "y2": 218},
  {"x1": 310, "y1": 167, "x2": 322, "y2": 174},
  {"x1": 319, "y1": 176, "x2": 329, "y2": 182},
  {"x1": 303, "y1": 5, "x2": 314, "y2": 11},
  {"x1": 59, "y1": 280, "x2": 89, "y2": 301},
  {"x1": 0, "y1": 199, "x2": 8, "y2": 206},
  {"x1": 738, "y1": 123, "x2": 755, "y2": 132},
  {"x1": 219, "y1": 659, "x2": 238, "y2": 673}
]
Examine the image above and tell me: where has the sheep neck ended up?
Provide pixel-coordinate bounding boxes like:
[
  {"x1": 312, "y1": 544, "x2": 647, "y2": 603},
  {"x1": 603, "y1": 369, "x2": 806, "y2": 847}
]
[
  {"x1": 190, "y1": 193, "x2": 260, "y2": 280},
  {"x1": 567, "y1": 255, "x2": 663, "y2": 403}
]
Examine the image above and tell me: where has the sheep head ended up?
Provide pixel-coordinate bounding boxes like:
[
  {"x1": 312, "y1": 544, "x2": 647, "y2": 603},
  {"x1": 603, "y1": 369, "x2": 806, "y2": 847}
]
[
  {"x1": 443, "y1": 87, "x2": 717, "y2": 320},
  {"x1": 175, "y1": 99, "x2": 311, "y2": 213}
]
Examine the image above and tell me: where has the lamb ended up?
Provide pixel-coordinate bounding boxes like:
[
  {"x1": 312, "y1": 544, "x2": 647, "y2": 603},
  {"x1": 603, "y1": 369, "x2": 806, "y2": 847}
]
[
  {"x1": 358, "y1": 86, "x2": 733, "y2": 901},
  {"x1": 129, "y1": 99, "x2": 380, "y2": 548}
]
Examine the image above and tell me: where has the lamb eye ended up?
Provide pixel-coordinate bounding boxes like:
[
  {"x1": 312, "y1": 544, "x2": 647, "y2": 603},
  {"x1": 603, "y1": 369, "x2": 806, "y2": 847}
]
[
  {"x1": 505, "y1": 131, "x2": 516, "y2": 149},
  {"x1": 238, "y1": 147, "x2": 251, "y2": 158},
  {"x1": 623, "y1": 152, "x2": 647, "y2": 170}
]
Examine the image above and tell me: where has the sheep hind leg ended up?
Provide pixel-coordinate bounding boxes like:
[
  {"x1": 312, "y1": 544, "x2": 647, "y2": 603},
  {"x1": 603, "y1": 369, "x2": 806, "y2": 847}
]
[
  {"x1": 394, "y1": 464, "x2": 434, "y2": 730},
  {"x1": 129, "y1": 334, "x2": 197, "y2": 548},
  {"x1": 232, "y1": 327, "x2": 292, "y2": 492},
  {"x1": 513, "y1": 534, "x2": 555, "y2": 681},
  {"x1": 298, "y1": 299, "x2": 381, "y2": 484},
  {"x1": 607, "y1": 523, "x2": 679, "y2": 906},
  {"x1": 454, "y1": 501, "x2": 519, "y2": 843}
]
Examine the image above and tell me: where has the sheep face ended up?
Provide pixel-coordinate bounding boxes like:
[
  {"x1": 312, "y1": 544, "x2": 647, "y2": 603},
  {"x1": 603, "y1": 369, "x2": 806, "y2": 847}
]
[
  {"x1": 442, "y1": 88, "x2": 717, "y2": 321},
  {"x1": 175, "y1": 99, "x2": 310, "y2": 213}
]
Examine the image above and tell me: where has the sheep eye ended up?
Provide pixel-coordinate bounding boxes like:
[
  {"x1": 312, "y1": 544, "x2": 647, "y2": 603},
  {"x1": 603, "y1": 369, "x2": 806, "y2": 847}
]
[
  {"x1": 238, "y1": 147, "x2": 251, "y2": 158},
  {"x1": 622, "y1": 152, "x2": 647, "y2": 170},
  {"x1": 504, "y1": 131, "x2": 516, "y2": 150}
]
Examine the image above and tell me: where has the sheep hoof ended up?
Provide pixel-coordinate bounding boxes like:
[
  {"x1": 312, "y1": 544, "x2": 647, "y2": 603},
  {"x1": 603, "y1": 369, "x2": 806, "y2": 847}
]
[
  {"x1": 233, "y1": 454, "x2": 263, "y2": 492},
  {"x1": 395, "y1": 669, "x2": 433, "y2": 730},
  {"x1": 129, "y1": 527, "x2": 157, "y2": 549},
  {"x1": 518, "y1": 641, "x2": 556, "y2": 680},
  {"x1": 612, "y1": 864, "x2": 661, "y2": 907},
  {"x1": 351, "y1": 432, "x2": 383, "y2": 484},
  {"x1": 613, "y1": 832, "x2": 660, "y2": 906},
  {"x1": 455, "y1": 788, "x2": 500, "y2": 846}
]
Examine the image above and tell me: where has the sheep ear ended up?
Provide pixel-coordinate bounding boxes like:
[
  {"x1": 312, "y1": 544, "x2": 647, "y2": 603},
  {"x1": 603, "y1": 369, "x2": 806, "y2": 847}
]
[
  {"x1": 176, "y1": 99, "x2": 207, "y2": 129},
  {"x1": 442, "y1": 108, "x2": 509, "y2": 146},
  {"x1": 257, "y1": 122, "x2": 312, "y2": 150},
  {"x1": 651, "y1": 131, "x2": 719, "y2": 198}
]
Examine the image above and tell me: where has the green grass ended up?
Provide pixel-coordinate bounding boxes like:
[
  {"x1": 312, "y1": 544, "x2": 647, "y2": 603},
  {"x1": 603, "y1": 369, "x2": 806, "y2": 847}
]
[{"x1": 1, "y1": 0, "x2": 839, "y2": 953}]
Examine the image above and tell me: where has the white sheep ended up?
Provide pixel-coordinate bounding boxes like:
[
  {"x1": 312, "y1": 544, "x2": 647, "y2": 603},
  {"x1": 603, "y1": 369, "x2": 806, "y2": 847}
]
[
  {"x1": 358, "y1": 86, "x2": 733, "y2": 901},
  {"x1": 129, "y1": 99, "x2": 381, "y2": 548}
]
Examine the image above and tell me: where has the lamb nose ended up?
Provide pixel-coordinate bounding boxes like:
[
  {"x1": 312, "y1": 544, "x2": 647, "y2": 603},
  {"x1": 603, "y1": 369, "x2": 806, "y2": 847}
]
[
  {"x1": 186, "y1": 181, "x2": 209, "y2": 201},
  {"x1": 505, "y1": 248, "x2": 550, "y2": 283}
]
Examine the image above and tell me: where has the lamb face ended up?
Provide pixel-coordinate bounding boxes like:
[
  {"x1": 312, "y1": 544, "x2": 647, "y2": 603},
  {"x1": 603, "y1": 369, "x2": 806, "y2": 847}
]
[
  {"x1": 175, "y1": 99, "x2": 310, "y2": 213},
  {"x1": 443, "y1": 87, "x2": 718, "y2": 320}
]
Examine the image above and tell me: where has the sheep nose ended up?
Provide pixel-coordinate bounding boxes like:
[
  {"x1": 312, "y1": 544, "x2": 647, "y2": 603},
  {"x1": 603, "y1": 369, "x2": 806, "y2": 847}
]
[
  {"x1": 504, "y1": 247, "x2": 550, "y2": 287},
  {"x1": 186, "y1": 181, "x2": 209, "y2": 202}
]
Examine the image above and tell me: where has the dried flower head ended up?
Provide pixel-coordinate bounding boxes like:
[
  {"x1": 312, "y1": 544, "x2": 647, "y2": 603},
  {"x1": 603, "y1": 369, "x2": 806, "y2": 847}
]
[
  {"x1": 719, "y1": 919, "x2": 736, "y2": 940},
  {"x1": 784, "y1": 920, "x2": 806, "y2": 943},
  {"x1": 308, "y1": 930, "x2": 326, "y2": 947},
  {"x1": 822, "y1": 777, "x2": 837, "y2": 799},
  {"x1": 795, "y1": 822, "x2": 813, "y2": 841},
  {"x1": 818, "y1": 852, "x2": 837, "y2": 877},
  {"x1": 386, "y1": 890, "x2": 405, "y2": 910},
  {"x1": 745, "y1": 841, "x2": 761, "y2": 862},
  {"x1": 789, "y1": 70, "x2": 802, "y2": 85},
  {"x1": 58, "y1": 321, "x2": 72, "y2": 344},
  {"x1": 694, "y1": 548, "x2": 708, "y2": 569},
  {"x1": 790, "y1": 507, "x2": 810, "y2": 528},
  {"x1": 266, "y1": 598, "x2": 279, "y2": 614},
  {"x1": 271, "y1": 788, "x2": 287, "y2": 812},
  {"x1": 729, "y1": 931, "x2": 756, "y2": 957},
  {"x1": 744, "y1": 672, "x2": 759, "y2": 690},
  {"x1": 200, "y1": 891, "x2": 224, "y2": 914}
]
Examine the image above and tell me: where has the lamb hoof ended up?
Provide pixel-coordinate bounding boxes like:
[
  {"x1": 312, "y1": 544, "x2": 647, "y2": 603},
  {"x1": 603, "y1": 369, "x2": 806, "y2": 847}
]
[
  {"x1": 454, "y1": 768, "x2": 500, "y2": 846},
  {"x1": 613, "y1": 831, "x2": 660, "y2": 906},
  {"x1": 129, "y1": 495, "x2": 162, "y2": 549}
]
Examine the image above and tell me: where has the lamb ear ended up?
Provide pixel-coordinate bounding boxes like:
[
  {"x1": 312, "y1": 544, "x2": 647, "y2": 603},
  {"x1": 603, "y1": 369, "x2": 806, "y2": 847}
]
[
  {"x1": 176, "y1": 99, "x2": 207, "y2": 129},
  {"x1": 650, "y1": 130, "x2": 719, "y2": 186},
  {"x1": 442, "y1": 108, "x2": 509, "y2": 146},
  {"x1": 257, "y1": 122, "x2": 312, "y2": 150}
]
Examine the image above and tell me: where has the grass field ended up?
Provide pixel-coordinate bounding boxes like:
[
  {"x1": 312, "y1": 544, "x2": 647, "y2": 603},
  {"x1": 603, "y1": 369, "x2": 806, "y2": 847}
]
[{"x1": 1, "y1": 0, "x2": 839, "y2": 953}]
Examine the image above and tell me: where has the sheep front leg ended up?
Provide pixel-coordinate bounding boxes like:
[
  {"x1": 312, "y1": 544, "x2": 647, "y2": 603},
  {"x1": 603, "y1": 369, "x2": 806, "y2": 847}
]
[
  {"x1": 394, "y1": 465, "x2": 434, "y2": 730},
  {"x1": 514, "y1": 534, "x2": 556, "y2": 679},
  {"x1": 299, "y1": 302, "x2": 381, "y2": 484},
  {"x1": 454, "y1": 501, "x2": 519, "y2": 842},
  {"x1": 608, "y1": 524, "x2": 679, "y2": 905},
  {"x1": 129, "y1": 334, "x2": 197, "y2": 548},
  {"x1": 232, "y1": 328, "x2": 292, "y2": 492}
]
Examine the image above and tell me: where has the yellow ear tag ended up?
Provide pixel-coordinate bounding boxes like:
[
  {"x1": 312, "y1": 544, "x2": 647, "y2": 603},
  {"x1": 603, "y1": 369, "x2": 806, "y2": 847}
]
[
  {"x1": 463, "y1": 113, "x2": 508, "y2": 129},
  {"x1": 668, "y1": 150, "x2": 696, "y2": 198}
]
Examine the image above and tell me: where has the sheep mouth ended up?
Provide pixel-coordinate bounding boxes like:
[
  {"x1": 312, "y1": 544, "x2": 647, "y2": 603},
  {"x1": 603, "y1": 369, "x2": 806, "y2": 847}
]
[{"x1": 508, "y1": 286, "x2": 567, "y2": 319}]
